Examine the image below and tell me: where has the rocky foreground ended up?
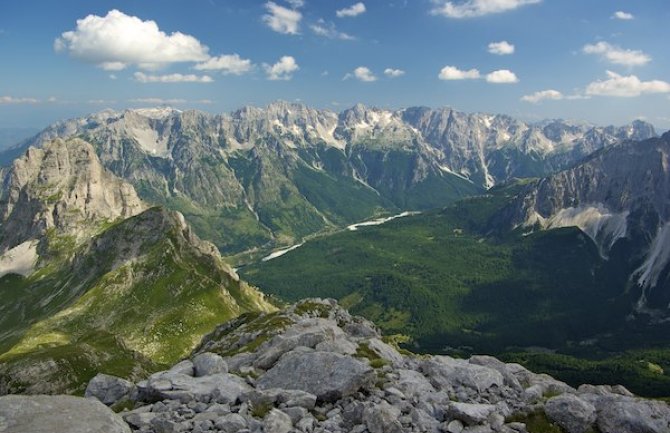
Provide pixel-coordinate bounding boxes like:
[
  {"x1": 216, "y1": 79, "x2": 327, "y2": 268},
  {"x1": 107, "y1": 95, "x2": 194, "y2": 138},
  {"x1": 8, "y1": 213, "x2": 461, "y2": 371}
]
[{"x1": 1, "y1": 299, "x2": 669, "y2": 433}]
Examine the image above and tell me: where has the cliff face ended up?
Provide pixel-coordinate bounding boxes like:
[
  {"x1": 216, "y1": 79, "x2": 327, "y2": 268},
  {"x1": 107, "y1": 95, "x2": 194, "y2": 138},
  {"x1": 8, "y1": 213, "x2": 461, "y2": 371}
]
[
  {"x1": 499, "y1": 132, "x2": 670, "y2": 310},
  {"x1": 0, "y1": 138, "x2": 274, "y2": 395},
  {"x1": 3, "y1": 104, "x2": 653, "y2": 255},
  {"x1": 66, "y1": 299, "x2": 670, "y2": 433}
]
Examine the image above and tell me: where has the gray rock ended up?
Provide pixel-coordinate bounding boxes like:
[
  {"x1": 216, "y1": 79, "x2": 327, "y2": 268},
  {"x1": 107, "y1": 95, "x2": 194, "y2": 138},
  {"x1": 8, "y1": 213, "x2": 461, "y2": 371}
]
[
  {"x1": 263, "y1": 408, "x2": 293, "y2": 433},
  {"x1": 283, "y1": 406, "x2": 309, "y2": 424},
  {"x1": 595, "y1": 396, "x2": 670, "y2": 433},
  {"x1": 0, "y1": 395, "x2": 131, "y2": 433},
  {"x1": 422, "y1": 356, "x2": 504, "y2": 394},
  {"x1": 469, "y1": 356, "x2": 523, "y2": 391},
  {"x1": 257, "y1": 351, "x2": 374, "y2": 403},
  {"x1": 193, "y1": 352, "x2": 228, "y2": 377},
  {"x1": 215, "y1": 413, "x2": 248, "y2": 433},
  {"x1": 85, "y1": 373, "x2": 136, "y2": 406},
  {"x1": 395, "y1": 369, "x2": 436, "y2": 399},
  {"x1": 139, "y1": 371, "x2": 251, "y2": 403},
  {"x1": 365, "y1": 338, "x2": 405, "y2": 366},
  {"x1": 363, "y1": 401, "x2": 403, "y2": 433},
  {"x1": 545, "y1": 394, "x2": 596, "y2": 433},
  {"x1": 445, "y1": 420, "x2": 465, "y2": 433},
  {"x1": 169, "y1": 360, "x2": 195, "y2": 376},
  {"x1": 123, "y1": 411, "x2": 159, "y2": 429},
  {"x1": 315, "y1": 338, "x2": 358, "y2": 355},
  {"x1": 446, "y1": 402, "x2": 497, "y2": 426}
]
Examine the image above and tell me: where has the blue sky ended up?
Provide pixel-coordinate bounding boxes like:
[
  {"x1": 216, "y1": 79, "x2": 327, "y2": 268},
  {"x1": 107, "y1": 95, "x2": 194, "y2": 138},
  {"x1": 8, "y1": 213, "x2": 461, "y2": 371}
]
[{"x1": 1, "y1": 0, "x2": 669, "y2": 130}]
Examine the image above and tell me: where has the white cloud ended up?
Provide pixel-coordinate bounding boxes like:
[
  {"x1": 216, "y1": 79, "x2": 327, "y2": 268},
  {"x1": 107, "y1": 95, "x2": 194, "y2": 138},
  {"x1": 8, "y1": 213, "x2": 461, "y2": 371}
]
[
  {"x1": 384, "y1": 68, "x2": 405, "y2": 78},
  {"x1": 194, "y1": 54, "x2": 253, "y2": 75},
  {"x1": 134, "y1": 72, "x2": 213, "y2": 83},
  {"x1": 521, "y1": 89, "x2": 563, "y2": 103},
  {"x1": 0, "y1": 96, "x2": 39, "y2": 104},
  {"x1": 88, "y1": 99, "x2": 117, "y2": 104},
  {"x1": 263, "y1": 2, "x2": 302, "y2": 35},
  {"x1": 109, "y1": 74, "x2": 117, "y2": 80},
  {"x1": 310, "y1": 20, "x2": 355, "y2": 40},
  {"x1": 129, "y1": 98, "x2": 187, "y2": 104},
  {"x1": 586, "y1": 71, "x2": 670, "y2": 97},
  {"x1": 612, "y1": 11, "x2": 634, "y2": 20},
  {"x1": 488, "y1": 41, "x2": 515, "y2": 55},
  {"x1": 286, "y1": 0, "x2": 305, "y2": 8},
  {"x1": 583, "y1": 42, "x2": 651, "y2": 67},
  {"x1": 263, "y1": 56, "x2": 299, "y2": 80},
  {"x1": 336, "y1": 3, "x2": 366, "y2": 18},
  {"x1": 438, "y1": 66, "x2": 480, "y2": 80},
  {"x1": 54, "y1": 9, "x2": 209, "y2": 70},
  {"x1": 345, "y1": 66, "x2": 377, "y2": 82},
  {"x1": 431, "y1": 0, "x2": 541, "y2": 18},
  {"x1": 486, "y1": 69, "x2": 518, "y2": 83}
]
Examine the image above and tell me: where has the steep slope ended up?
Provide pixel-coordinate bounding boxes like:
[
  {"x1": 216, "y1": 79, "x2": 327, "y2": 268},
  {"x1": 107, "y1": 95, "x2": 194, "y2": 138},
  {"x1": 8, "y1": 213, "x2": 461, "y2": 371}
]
[
  {"x1": 0, "y1": 138, "x2": 274, "y2": 395},
  {"x1": 502, "y1": 132, "x2": 670, "y2": 310},
  {"x1": 3, "y1": 103, "x2": 651, "y2": 256}
]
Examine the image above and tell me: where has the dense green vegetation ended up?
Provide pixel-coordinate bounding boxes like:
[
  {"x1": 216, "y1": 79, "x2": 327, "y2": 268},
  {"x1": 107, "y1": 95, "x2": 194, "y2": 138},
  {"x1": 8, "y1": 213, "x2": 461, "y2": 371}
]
[
  {"x1": 241, "y1": 183, "x2": 670, "y2": 396},
  {"x1": 0, "y1": 208, "x2": 273, "y2": 394}
]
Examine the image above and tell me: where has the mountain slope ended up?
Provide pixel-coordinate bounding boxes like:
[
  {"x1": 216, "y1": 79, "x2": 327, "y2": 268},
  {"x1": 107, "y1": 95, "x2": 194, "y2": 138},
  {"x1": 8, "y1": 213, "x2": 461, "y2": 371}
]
[
  {"x1": 0, "y1": 138, "x2": 274, "y2": 395},
  {"x1": 2, "y1": 103, "x2": 652, "y2": 256},
  {"x1": 240, "y1": 133, "x2": 670, "y2": 395}
]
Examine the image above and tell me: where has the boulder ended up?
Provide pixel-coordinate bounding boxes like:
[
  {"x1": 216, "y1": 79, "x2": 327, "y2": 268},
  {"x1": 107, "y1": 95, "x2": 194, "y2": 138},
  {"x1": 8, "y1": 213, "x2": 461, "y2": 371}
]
[
  {"x1": 363, "y1": 401, "x2": 403, "y2": 433},
  {"x1": 422, "y1": 356, "x2": 504, "y2": 393},
  {"x1": 446, "y1": 402, "x2": 497, "y2": 426},
  {"x1": 138, "y1": 371, "x2": 251, "y2": 403},
  {"x1": 545, "y1": 394, "x2": 596, "y2": 433},
  {"x1": 263, "y1": 409, "x2": 292, "y2": 433},
  {"x1": 257, "y1": 351, "x2": 374, "y2": 402},
  {"x1": 192, "y1": 352, "x2": 228, "y2": 377},
  {"x1": 0, "y1": 395, "x2": 130, "y2": 433},
  {"x1": 85, "y1": 373, "x2": 136, "y2": 406},
  {"x1": 595, "y1": 396, "x2": 670, "y2": 433}
]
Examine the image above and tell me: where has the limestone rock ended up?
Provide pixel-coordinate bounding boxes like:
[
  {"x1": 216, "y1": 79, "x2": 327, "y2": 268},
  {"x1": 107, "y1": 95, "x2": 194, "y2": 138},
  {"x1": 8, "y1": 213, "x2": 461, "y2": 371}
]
[
  {"x1": 0, "y1": 394, "x2": 130, "y2": 433},
  {"x1": 257, "y1": 351, "x2": 374, "y2": 403},
  {"x1": 545, "y1": 394, "x2": 596, "y2": 433},
  {"x1": 85, "y1": 373, "x2": 136, "y2": 406}
]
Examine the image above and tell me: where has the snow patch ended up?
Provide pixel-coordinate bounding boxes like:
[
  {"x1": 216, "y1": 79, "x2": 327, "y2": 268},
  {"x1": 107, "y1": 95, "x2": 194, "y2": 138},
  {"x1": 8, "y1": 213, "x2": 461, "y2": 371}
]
[
  {"x1": 347, "y1": 211, "x2": 420, "y2": 231},
  {"x1": 439, "y1": 165, "x2": 474, "y2": 183},
  {"x1": 0, "y1": 240, "x2": 39, "y2": 278},
  {"x1": 133, "y1": 107, "x2": 181, "y2": 119}
]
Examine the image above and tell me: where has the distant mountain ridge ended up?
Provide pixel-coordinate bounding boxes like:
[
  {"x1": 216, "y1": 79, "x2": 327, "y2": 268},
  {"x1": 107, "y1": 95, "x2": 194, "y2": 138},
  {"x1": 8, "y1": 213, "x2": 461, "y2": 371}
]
[{"x1": 1, "y1": 102, "x2": 654, "y2": 255}]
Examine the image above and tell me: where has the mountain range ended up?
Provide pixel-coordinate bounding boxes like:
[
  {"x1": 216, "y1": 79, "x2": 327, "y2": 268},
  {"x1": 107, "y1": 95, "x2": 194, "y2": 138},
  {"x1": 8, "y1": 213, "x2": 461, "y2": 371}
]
[{"x1": 1, "y1": 102, "x2": 655, "y2": 257}]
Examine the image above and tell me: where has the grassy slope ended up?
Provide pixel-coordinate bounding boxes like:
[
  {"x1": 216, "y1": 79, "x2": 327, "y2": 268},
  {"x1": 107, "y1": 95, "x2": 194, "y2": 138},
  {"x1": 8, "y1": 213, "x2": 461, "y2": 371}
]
[
  {"x1": 0, "y1": 208, "x2": 273, "y2": 394},
  {"x1": 241, "y1": 184, "x2": 670, "y2": 396}
]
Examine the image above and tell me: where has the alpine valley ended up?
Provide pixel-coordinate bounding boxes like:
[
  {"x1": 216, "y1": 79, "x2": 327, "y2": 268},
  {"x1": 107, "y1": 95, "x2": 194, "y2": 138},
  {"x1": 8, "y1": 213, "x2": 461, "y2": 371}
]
[{"x1": 1, "y1": 103, "x2": 670, "y2": 432}]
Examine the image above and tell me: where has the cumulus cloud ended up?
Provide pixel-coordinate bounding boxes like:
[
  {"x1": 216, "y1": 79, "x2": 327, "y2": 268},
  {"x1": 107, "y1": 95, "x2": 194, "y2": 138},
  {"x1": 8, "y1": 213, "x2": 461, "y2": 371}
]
[
  {"x1": 488, "y1": 41, "x2": 515, "y2": 55},
  {"x1": 612, "y1": 11, "x2": 634, "y2": 20},
  {"x1": 586, "y1": 71, "x2": 670, "y2": 97},
  {"x1": 263, "y1": 2, "x2": 302, "y2": 35},
  {"x1": 310, "y1": 20, "x2": 355, "y2": 40},
  {"x1": 134, "y1": 72, "x2": 213, "y2": 83},
  {"x1": 431, "y1": 0, "x2": 541, "y2": 18},
  {"x1": 264, "y1": 56, "x2": 299, "y2": 80},
  {"x1": 344, "y1": 66, "x2": 377, "y2": 82},
  {"x1": 521, "y1": 89, "x2": 563, "y2": 103},
  {"x1": 286, "y1": 0, "x2": 305, "y2": 8},
  {"x1": 438, "y1": 66, "x2": 480, "y2": 80},
  {"x1": 336, "y1": 3, "x2": 366, "y2": 18},
  {"x1": 54, "y1": 9, "x2": 209, "y2": 70},
  {"x1": 194, "y1": 54, "x2": 253, "y2": 75},
  {"x1": 384, "y1": 68, "x2": 405, "y2": 78},
  {"x1": 486, "y1": 69, "x2": 518, "y2": 83},
  {"x1": 583, "y1": 42, "x2": 651, "y2": 67},
  {"x1": 0, "y1": 96, "x2": 40, "y2": 104}
]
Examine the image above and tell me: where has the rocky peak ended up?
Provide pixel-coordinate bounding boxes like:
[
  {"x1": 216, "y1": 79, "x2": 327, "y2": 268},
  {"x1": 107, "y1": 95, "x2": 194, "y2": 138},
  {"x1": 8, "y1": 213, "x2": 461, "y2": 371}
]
[
  {"x1": 0, "y1": 137, "x2": 145, "y2": 252},
  {"x1": 55, "y1": 298, "x2": 670, "y2": 433}
]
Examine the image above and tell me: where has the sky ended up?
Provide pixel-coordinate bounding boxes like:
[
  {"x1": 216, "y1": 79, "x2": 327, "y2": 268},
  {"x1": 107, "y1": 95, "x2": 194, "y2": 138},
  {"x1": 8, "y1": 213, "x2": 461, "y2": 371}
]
[{"x1": 1, "y1": 0, "x2": 669, "y2": 130}]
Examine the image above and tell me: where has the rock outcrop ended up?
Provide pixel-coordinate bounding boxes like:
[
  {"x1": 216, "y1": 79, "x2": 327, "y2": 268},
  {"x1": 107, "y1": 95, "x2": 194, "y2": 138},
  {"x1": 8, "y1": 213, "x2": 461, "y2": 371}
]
[{"x1": 75, "y1": 299, "x2": 669, "y2": 433}]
